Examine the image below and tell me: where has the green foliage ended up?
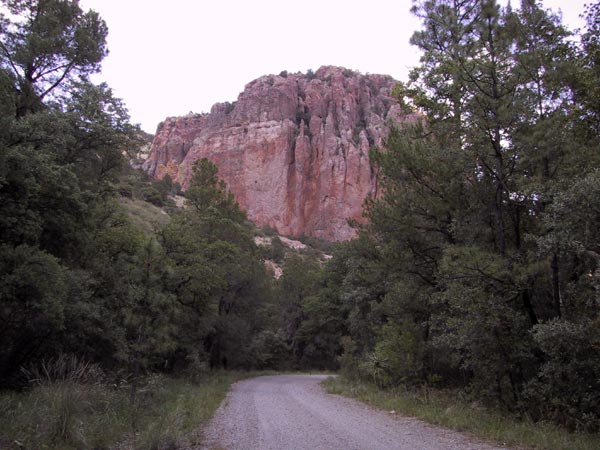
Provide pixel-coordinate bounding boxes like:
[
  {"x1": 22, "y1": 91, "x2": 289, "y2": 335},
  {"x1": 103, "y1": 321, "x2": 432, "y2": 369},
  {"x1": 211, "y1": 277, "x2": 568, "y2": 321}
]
[
  {"x1": 1, "y1": 1, "x2": 598, "y2": 445},
  {"x1": 119, "y1": 197, "x2": 170, "y2": 236},
  {"x1": 139, "y1": 185, "x2": 164, "y2": 206},
  {"x1": 0, "y1": 0, "x2": 277, "y2": 387},
  {"x1": 159, "y1": 158, "x2": 272, "y2": 370},
  {"x1": 117, "y1": 166, "x2": 180, "y2": 209},
  {"x1": 0, "y1": 370, "x2": 248, "y2": 450},
  {"x1": 0, "y1": 0, "x2": 108, "y2": 116},
  {"x1": 542, "y1": 170, "x2": 600, "y2": 263},
  {"x1": 249, "y1": 330, "x2": 290, "y2": 370},
  {"x1": 273, "y1": 254, "x2": 322, "y2": 365},
  {"x1": 367, "y1": 320, "x2": 424, "y2": 387},
  {"x1": 0, "y1": 134, "x2": 88, "y2": 256},
  {"x1": 0, "y1": 244, "x2": 67, "y2": 382},
  {"x1": 0, "y1": 0, "x2": 192, "y2": 384},
  {"x1": 525, "y1": 319, "x2": 600, "y2": 432},
  {"x1": 575, "y1": 1, "x2": 600, "y2": 136},
  {"x1": 269, "y1": 236, "x2": 286, "y2": 262},
  {"x1": 308, "y1": 0, "x2": 600, "y2": 433},
  {"x1": 259, "y1": 224, "x2": 278, "y2": 236},
  {"x1": 296, "y1": 234, "x2": 336, "y2": 253},
  {"x1": 324, "y1": 376, "x2": 600, "y2": 450}
]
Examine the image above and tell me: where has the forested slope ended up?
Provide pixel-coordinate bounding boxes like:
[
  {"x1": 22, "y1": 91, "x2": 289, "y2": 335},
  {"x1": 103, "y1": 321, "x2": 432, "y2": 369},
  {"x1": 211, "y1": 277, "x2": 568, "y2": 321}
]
[{"x1": 0, "y1": 0, "x2": 325, "y2": 388}]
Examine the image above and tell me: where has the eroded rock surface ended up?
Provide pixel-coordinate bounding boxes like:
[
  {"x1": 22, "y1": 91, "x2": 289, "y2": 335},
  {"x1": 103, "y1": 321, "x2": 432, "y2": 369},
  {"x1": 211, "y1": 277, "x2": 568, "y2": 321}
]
[{"x1": 143, "y1": 66, "x2": 414, "y2": 240}]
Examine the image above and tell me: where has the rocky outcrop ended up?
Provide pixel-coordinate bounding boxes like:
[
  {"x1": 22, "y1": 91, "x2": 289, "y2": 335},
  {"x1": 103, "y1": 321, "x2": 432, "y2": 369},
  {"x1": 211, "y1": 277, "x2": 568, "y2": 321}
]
[{"x1": 143, "y1": 66, "x2": 414, "y2": 241}]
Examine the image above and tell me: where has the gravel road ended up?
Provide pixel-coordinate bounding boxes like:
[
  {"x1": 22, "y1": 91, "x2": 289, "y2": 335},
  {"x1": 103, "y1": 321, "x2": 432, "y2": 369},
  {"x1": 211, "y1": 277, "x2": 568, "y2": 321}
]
[{"x1": 200, "y1": 374, "x2": 509, "y2": 450}]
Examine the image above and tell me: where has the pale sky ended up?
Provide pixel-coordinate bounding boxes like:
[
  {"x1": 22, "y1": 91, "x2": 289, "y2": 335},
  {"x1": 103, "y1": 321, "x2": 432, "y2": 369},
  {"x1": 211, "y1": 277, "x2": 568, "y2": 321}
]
[{"x1": 79, "y1": 0, "x2": 589, "y2": 133}]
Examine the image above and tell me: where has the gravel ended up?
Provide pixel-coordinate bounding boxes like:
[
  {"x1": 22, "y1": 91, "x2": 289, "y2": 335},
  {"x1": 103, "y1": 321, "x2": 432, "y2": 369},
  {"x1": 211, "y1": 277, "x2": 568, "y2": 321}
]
[{"x1": 200, "y1": 374, "x2": 510, "y2": 450}]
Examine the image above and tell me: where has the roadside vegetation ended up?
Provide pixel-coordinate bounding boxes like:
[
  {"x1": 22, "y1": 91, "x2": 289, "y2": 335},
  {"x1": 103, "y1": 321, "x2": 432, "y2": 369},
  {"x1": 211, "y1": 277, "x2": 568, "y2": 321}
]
[
  {"x1": 0, "y1": 2, "x2": 327, "y2": 448},
  {"x1": 0, "y1": 356, "x2": 250, "y2": 450},
  {"x1": 324, "y1": 377, "x2": 600, "y2": 450},
  {"x1": 310, "y1": 0, "x2": 600, "y2": 440}
]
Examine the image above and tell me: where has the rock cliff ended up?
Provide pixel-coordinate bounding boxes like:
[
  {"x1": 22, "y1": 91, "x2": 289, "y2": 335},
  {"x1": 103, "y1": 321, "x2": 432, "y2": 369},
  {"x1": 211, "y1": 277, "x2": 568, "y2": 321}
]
[{"x1": 143, "y1": 66, "x2": 412, "y2": 241}]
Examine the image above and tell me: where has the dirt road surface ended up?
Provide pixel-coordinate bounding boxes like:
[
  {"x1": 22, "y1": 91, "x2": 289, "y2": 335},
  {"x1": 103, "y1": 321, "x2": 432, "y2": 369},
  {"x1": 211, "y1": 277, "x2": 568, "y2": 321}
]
[{"x1": 200, "y1": 374, "x2": 509, "y2": 450}]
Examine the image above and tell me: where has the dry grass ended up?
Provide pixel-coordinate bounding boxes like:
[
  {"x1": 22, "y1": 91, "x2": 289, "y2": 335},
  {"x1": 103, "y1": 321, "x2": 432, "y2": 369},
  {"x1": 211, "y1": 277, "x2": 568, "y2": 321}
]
[{"x1": 120, "y1": 197, "x2": 170, "y2": 235}]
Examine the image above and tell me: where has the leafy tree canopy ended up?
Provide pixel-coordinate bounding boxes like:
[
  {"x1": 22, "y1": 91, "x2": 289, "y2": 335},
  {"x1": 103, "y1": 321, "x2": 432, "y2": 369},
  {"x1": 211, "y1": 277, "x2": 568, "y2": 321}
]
[{"x1": 0, "y1": 0, "x2": 108, "y2": 116}]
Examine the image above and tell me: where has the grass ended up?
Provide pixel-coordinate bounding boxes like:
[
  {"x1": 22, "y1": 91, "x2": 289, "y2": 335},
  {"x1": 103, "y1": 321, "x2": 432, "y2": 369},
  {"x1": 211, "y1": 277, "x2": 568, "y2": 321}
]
[
  {"x1": 133, "y1": 373, "x2": 242, "y2": 450},
  {"x1": 323, "y1": 376, "x2": 600, "y2": 450},
  {"x1": 120, "y1": 197, "x2": 170, "y2": 235},
  {"x1": 0, "y1": 371, "x2": 250, "y2": 450}
]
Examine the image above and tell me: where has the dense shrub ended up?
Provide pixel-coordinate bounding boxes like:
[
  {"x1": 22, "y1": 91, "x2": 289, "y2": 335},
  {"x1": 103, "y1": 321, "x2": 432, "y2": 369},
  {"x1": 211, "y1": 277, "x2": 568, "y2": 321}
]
[{"x1": 524, "y1": 319, "x2": 600, "y2": 431}]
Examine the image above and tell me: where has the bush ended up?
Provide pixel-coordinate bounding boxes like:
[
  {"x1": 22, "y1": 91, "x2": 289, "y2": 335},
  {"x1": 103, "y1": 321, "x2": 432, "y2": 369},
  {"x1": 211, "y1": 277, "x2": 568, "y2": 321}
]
[
  {"x1": 338, "y1": 336, "x2": 364, "y2": 381},
  {"x1": 0, "y1": 380, "x2": 127, "y2": 450},
  {"x1": 524, "y1": 319, "x2": 600, "y2": 432},
  {"x1": 260, "y1": 225, "x2": 278, "y2": 236},
  {"x1": 249, "y1": 330, "x2": 291, "y2": 369},
  {"x1": 270, "y1": 237, "x2": 286, "y2": 263},
  {"x1": 140, "y1": 186, "x2": 164, "y2": 206},
  {"x1": 0, "y1": 372, "x2": 243, "y2": 450},
  {"x1": 367, "y1": 321, "x2": 424, "y2": 387}
]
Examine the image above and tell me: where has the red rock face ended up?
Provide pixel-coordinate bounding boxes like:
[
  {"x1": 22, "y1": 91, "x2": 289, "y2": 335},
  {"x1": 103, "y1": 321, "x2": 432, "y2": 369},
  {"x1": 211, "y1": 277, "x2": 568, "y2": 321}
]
[{"x1": 143, "y1": 66, "x2": 413, "y2": 241}]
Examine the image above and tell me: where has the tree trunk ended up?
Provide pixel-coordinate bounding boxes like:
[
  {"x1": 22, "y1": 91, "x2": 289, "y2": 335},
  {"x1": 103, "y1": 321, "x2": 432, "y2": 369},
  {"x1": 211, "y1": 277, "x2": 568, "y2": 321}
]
[{"x1": 551, "y1": 252, "x2": 562, "y2": 317}]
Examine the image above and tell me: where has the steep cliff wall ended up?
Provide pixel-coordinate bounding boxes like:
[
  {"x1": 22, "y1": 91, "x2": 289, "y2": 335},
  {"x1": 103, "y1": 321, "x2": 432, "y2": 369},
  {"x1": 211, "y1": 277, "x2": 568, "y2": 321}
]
[{"x1": 143, "y1": 66, "x2": 412, "y2": 241}]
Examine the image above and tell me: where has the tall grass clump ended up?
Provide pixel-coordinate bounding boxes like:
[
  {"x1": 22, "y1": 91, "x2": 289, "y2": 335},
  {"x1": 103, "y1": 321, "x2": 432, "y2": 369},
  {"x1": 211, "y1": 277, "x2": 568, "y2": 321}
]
[
  {"x1": 0, "y1": 358, "x2": 249, "y2": 450},
  {"x1": 134, "y1": 372, "x2": 245, "y2": 450},
  {"x1": 0, "y1": 354, "x2": 128, "y2": 450}
]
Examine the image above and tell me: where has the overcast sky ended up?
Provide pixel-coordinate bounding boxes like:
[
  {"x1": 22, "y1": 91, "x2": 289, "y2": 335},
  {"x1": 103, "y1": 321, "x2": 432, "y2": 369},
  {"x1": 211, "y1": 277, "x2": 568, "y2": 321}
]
[{"x1": 79, "y1": 0, "x2": 589, "y2": 133}]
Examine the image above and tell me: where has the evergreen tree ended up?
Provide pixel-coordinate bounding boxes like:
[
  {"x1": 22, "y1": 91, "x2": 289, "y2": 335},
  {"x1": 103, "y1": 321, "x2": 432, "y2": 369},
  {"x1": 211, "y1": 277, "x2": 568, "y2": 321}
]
[
  {"x1": 0, "y1": 0, "x2": 108, "y2": 116},
  {"x1": 324, "y1": 0, "x2": 600, "y2": 427},
  {"x1": 160, "y1": 159, "x2": 270, "y2": 370}
]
